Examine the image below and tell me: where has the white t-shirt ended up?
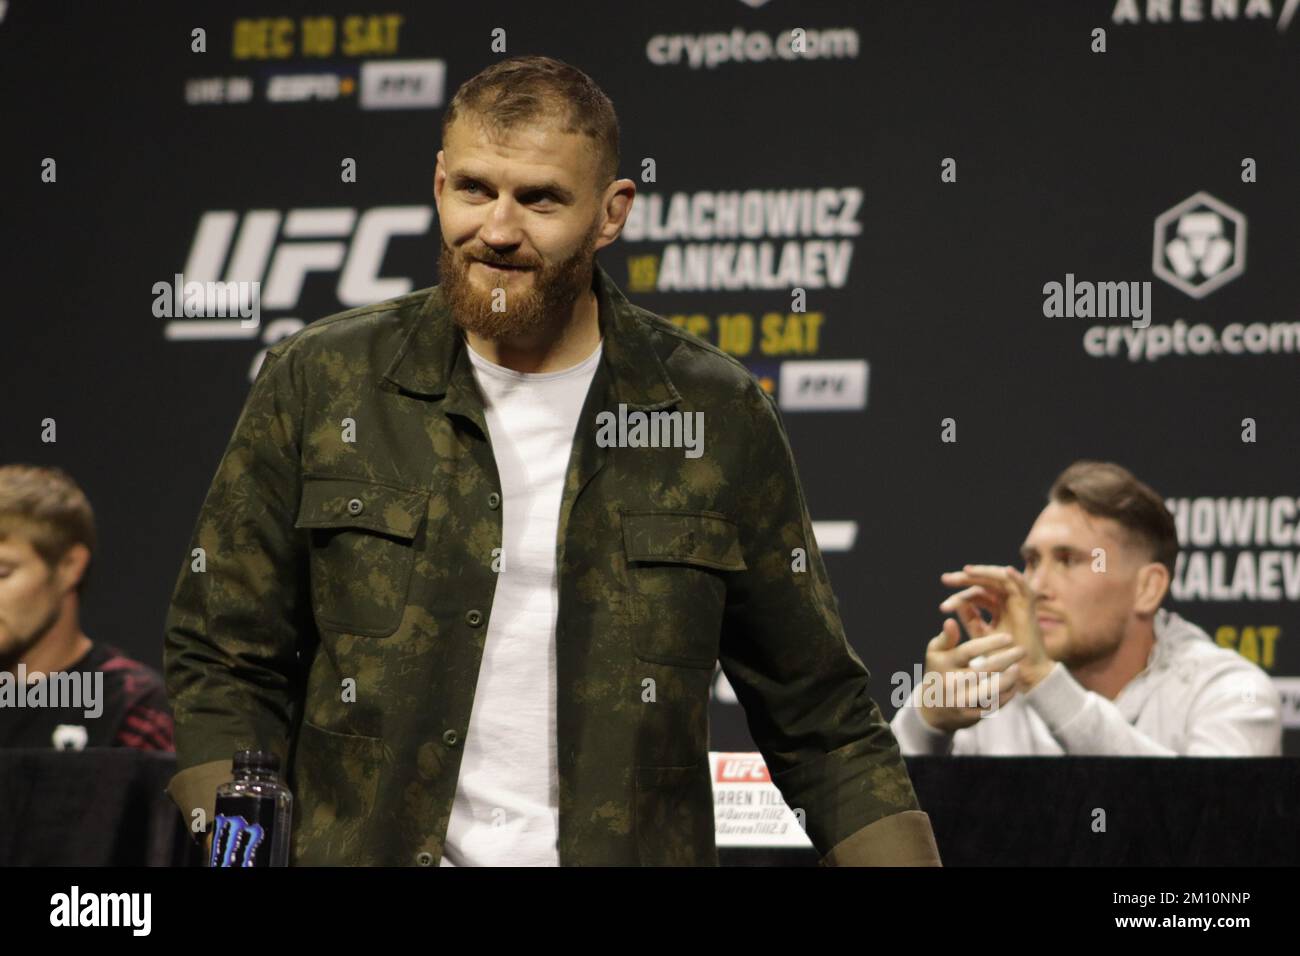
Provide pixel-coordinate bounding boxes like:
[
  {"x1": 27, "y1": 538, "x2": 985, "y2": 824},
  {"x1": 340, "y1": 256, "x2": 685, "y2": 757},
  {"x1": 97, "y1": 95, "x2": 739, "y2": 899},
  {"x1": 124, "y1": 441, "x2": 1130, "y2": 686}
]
[{"x1": 439, "y1": 337, "x2": 603, "y2": 866}]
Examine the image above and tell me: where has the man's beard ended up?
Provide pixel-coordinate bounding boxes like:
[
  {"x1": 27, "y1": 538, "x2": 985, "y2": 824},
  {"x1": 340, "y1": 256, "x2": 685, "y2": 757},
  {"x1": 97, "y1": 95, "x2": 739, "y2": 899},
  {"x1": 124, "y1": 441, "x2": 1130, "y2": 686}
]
[
  {"x1": 438, "y1": 223, "x2": 599, "y2": 342},
  {"x1": 0, "y1": 599, "x2": 62, "y2": 673}
]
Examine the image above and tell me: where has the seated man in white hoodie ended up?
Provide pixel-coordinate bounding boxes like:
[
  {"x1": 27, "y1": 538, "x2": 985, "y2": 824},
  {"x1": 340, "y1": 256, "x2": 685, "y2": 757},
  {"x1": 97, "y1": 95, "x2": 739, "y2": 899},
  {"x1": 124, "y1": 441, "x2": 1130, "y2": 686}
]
[{"x1": 891, "y1": 460, "x2": 1281, "y2": 756}]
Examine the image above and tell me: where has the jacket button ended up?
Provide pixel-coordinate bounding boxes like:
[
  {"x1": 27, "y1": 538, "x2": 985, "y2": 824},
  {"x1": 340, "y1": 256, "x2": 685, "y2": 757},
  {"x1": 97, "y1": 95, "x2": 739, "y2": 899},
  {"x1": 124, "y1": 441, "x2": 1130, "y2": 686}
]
[
  {"x1": 347, "y1": 498, "x2": 364, "y2": 516},
  {"x1": 465, "y1": 609, "x2": 483, "y2": 627},
  {"x1": 487, "y1": 492, "x2": 501, "y2": 509},
  {"x1": 442, "y1": 729, "x2": 459, "y2": 746},
  {"x1": 415, "y1": 851, "x2": 433, "y2": 866}
]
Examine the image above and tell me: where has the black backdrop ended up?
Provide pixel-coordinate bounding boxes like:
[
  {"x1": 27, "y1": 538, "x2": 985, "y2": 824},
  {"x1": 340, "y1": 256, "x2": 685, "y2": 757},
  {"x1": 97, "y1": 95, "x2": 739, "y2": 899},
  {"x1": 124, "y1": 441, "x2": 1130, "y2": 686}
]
[{"x1": 2, "y1": 0, "x2": 1297, "y2": 753}]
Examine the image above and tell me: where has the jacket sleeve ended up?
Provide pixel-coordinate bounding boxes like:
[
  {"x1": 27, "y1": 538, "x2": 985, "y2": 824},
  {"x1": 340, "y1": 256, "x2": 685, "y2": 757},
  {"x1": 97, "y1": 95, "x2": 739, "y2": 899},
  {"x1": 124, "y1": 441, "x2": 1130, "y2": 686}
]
[
  {"x1": 1025, "y1": 659, "x2": 1282, "y2": 756},
  {"x1": 163, "y1": 345, "x2": 311, "y2": 836},
  {"x1": 717, "y1": 383, "x2": 940, "y2": 866},
  {"x1": 890, "y1": 685, "x2": 960, "y2": 756}
]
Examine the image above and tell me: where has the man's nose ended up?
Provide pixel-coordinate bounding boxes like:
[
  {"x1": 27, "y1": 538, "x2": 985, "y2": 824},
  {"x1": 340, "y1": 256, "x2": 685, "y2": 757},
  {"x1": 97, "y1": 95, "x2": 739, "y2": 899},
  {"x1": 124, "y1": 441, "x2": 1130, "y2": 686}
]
[
  {"x1": 1026, "y1": 563, "x2": 1049, "y2": 595},
  {"x1": 478, "y1": 197, "x2": 525, "y2": 248}
]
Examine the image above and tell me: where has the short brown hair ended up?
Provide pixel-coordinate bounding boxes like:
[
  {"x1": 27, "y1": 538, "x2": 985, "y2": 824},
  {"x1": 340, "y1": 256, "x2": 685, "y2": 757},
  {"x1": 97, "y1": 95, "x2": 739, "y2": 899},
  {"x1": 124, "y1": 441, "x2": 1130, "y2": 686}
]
[
  {"x1": 1049, "y1": 460, "x2": 1178, "y2": 578},
  {"x1": 442, "y1": 55, "x2": 620, "y2": 188},
  {"x1": 0, "y1": 464, "x2": 96, "y2": 596}
]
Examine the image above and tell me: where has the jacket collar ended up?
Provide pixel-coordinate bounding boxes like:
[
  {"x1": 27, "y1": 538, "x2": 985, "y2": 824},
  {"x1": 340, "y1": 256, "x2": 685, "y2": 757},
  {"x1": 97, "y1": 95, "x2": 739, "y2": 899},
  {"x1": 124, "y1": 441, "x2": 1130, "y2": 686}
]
[
  {"x1": 1147, "y1": 608, "x2": 1207, "y2": 671},
  {"x1": 383, "y1": 260, "x2": 680, "y2": 412}
]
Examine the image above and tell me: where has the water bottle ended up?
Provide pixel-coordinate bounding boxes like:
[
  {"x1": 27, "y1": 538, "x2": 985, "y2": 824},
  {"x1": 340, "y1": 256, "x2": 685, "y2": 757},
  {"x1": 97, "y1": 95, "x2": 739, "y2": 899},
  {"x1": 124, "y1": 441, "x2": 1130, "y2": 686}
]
[{"x1": 209, "y1": 750, "x2": 293, "y2": 867}]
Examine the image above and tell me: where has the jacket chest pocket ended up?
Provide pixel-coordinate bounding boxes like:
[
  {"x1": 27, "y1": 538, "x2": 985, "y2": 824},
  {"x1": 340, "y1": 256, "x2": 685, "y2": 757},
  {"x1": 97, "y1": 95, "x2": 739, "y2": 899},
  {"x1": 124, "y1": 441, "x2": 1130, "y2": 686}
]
[
  {"x1": 295, "y1": 477, "x2": 430, "y2": 637},
  {"x1": 622, "y1": 510, "x2": 746, "y2": 669}
]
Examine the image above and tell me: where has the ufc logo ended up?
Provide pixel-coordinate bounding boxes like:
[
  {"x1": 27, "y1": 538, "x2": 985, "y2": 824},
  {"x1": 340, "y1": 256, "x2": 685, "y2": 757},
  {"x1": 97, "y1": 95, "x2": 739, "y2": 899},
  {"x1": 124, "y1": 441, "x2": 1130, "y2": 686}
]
[
  {"x1": 182, "y1": 205, "x2": 432, "y2": 312},
  {"x1": 717, "y1": 757, "x2": 770, "y2": 782}
]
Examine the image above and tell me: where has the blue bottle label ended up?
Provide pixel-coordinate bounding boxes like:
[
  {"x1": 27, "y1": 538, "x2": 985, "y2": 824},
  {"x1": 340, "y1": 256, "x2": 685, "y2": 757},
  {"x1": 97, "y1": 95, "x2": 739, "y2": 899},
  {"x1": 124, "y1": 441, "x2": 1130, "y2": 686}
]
[{"x1": 210, "y1": 795, "x2": 276, "y2": 867}]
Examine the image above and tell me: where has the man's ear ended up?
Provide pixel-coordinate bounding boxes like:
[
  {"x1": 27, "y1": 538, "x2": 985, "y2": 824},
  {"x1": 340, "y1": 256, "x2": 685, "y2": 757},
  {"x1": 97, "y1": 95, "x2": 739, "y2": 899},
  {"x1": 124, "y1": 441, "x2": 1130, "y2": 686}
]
[
  {"x1": 56, "y1": 544, "x2": 91, "y2": 596},
  {"x1": 1134, "y1": 561, "x2": 1169, "y2": 615},
  {"x1": 433, "y1": 150, "x2": 446, "y2": 210},
  {"x1": 593, "y1": 178, "x2": 636, "y2": 253}
]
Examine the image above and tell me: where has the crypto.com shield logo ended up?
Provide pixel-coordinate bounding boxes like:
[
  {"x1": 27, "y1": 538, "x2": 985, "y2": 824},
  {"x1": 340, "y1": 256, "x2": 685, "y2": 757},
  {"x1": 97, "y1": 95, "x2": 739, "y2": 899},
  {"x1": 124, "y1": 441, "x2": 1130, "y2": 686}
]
[{"x1": 1152, "y1": 192, "x2": 1246, "y2": 299}]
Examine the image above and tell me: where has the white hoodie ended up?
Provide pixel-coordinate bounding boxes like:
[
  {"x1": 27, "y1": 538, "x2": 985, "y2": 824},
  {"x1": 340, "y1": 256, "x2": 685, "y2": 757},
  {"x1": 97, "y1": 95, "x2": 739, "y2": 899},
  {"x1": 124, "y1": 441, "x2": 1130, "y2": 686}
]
[{"x1": 890, "y1": 609, "x2": 1282, "y2": 756}]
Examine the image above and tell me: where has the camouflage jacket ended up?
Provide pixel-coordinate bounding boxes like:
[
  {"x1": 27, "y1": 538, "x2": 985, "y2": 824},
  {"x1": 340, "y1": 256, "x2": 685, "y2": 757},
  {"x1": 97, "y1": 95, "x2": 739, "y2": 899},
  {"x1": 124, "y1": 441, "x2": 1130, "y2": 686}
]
[{"x1": 163, "y1": 261, "x2": 940, "y2": 867}]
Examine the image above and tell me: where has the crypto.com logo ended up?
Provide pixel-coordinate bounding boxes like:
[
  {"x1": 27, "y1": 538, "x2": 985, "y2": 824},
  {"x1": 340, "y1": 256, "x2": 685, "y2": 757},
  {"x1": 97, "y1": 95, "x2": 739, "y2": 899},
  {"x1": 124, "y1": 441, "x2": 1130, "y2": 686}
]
[
  {"x1": 1152, "y1": 192, "x2": 1246, "y2": 299},
  {"x1": 168, "y1": 205, "x2": 431, "y2": 342}
]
